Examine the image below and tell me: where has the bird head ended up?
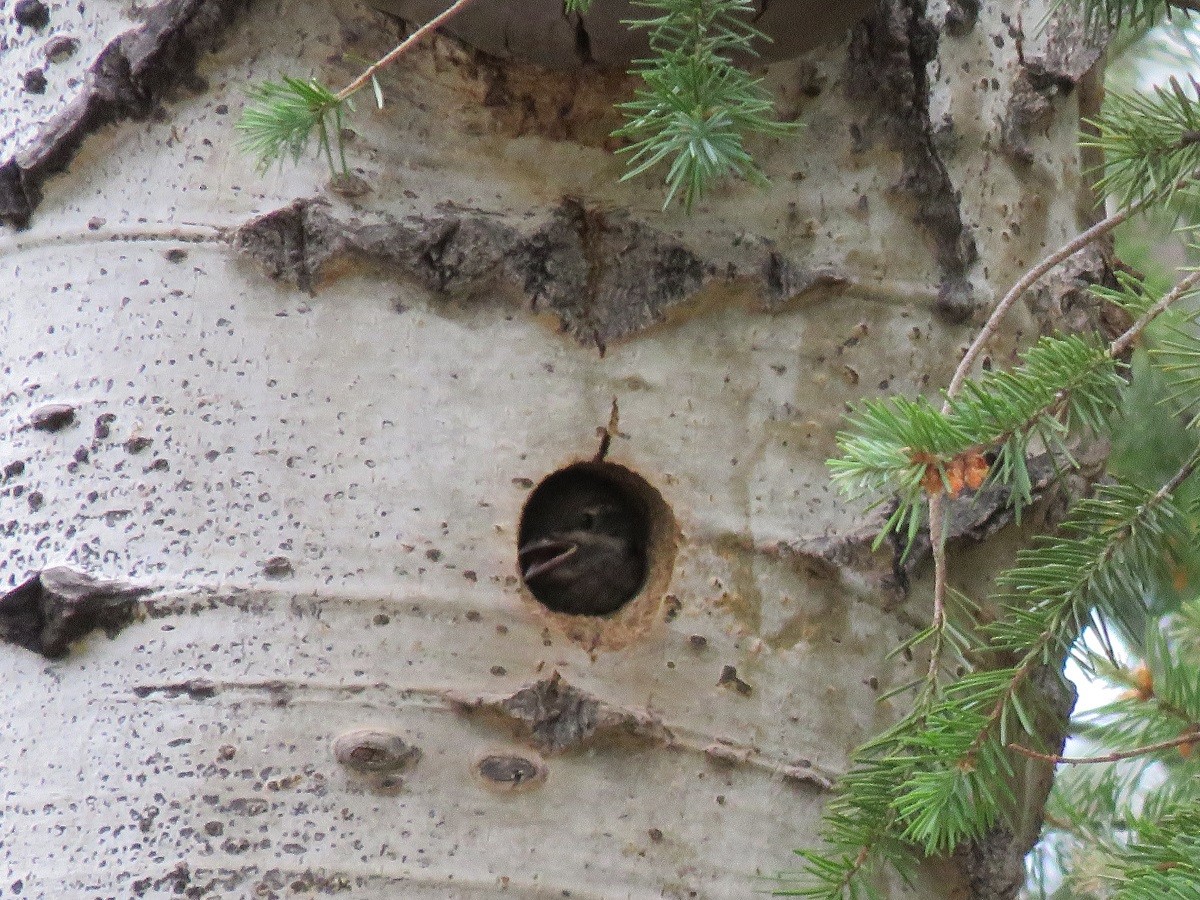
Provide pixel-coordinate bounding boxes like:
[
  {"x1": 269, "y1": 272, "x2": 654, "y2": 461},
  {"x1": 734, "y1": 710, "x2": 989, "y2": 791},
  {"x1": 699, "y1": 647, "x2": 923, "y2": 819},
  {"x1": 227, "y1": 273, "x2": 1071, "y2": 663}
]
[
  {"x1": 518, "y1": 500, "x2": 634, "y2": 583},
  {"x1": 518, "y1": 484, "x2": 647, "y2": 615}
]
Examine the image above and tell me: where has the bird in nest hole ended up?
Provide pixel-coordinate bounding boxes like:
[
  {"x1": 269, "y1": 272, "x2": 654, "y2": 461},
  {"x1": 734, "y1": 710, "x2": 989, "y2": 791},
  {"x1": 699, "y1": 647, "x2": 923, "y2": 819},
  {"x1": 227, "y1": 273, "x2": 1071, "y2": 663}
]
[{"x1": 518, "y1": 472, "x2": 646, "y2": 616}]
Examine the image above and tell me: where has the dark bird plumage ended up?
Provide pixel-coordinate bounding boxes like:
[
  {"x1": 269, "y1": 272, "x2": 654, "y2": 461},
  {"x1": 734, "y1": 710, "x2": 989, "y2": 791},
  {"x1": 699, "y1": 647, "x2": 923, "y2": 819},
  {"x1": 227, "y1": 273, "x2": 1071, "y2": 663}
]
[{"x1": 518, "y1": 474, "x2": 646, "y2": 616}]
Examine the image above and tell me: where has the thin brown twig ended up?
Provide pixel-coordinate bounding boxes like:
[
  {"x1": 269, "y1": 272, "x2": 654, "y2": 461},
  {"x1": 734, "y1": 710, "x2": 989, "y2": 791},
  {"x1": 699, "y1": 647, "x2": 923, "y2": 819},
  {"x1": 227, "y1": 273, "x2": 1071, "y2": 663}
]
[
  {"x1": 1151, "y1": 441, "x2": 1200, "y2": 503},
  {"x1": 944, "y1": 203, "x2": 1142, "y2": 408},
  {"x1": 917, "y1": 201, "x2": 1155, "y2": 702},
  {"x1": 336, "y1": 0, "x2": 484, "y2": 103},
  {"x1": 1010, "y1": 730, "x2": 1200, "y2": 765},
  {"x1": 1110, "y1": 268, "x2": 1200, "y2": 358},
  {"x1": 926, "y1": 492, "x2": 948, "y2": 685}
]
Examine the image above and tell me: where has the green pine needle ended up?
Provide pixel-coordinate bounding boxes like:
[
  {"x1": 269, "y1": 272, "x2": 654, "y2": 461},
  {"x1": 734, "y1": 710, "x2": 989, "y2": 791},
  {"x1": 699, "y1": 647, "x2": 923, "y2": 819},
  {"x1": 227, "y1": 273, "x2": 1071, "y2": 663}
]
[
  {"x1": 237, "y1": 76, "x2": 346, "y2": 175},
  {"x1": 616, "y1": 0, "x2": 797, "y2": 210},
  {"x1": 1053, "y1": 0, "x2": 1195, "y2": 30},
  {"x1": 1085, "y1": 76, "x2": 1200, "y2": 208}
]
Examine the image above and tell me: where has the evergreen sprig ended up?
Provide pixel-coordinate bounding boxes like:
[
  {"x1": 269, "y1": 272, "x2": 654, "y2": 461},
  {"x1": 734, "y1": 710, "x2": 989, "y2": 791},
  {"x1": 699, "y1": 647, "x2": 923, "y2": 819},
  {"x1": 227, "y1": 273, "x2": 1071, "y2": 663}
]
[
  {"x1": 236, "y1": 0, "x2": 481, "y2": 174},
  {"x1": 830, "y1": 334, "x2": 1125, "y2": 549},
  {"x1": 1085, "y1": 76, "x2": 1200, "y2": 207},
  {"x1": 790, "y1": 464, "x2": 1200, "y2": 898},
  {"x1": 615, "y1": 0, "x2": 796, "y2": 209},
  {"x1": 828, "y1": 394, "x2": 965, "y2": 549},
  {"x1": 238, "y1": 0, "x2": 793, "y2": 208},
  {"x1": 1076, "y1": 613, "x2": 1200, "y2": 751},
  {"x1": 1057, "y1": 0, "x2": 1200, "y2": 29},
  {"x1": 1029, "y1": 603, "x2": 1200, "y2": 899},
  {"x1": 1148, "y1": 296, "x2": 1200, "y2": 428},
  {"x1": 990, "y1": 475, "x2": 1197, "y2": 660},
  {"x1": 1111, "y1": 811, "x2": 1200, "y2": 900},
  {"x1": 237, "y1": 77, "x2": 347, "y2": 174}
]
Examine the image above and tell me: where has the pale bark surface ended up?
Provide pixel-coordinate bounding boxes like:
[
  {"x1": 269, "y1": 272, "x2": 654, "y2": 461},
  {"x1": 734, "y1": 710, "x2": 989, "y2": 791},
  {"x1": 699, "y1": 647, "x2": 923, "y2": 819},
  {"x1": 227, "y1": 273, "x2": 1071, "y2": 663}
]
[{"x1": 0, "y1": 0, "x2": 1100, "y2": 897}]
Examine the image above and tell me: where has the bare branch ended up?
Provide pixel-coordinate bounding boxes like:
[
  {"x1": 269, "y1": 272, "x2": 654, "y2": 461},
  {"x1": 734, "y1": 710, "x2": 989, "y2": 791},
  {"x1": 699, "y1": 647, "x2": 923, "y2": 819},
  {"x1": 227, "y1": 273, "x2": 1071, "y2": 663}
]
[
  {"x1": 945, "y1": 204, "x2": 1140, "y2": 407},
  {"x1": 925, "y1": 493, "x2": 948, "y2": 688},
  {"x1": 1110, "y1": 268, "x2": 1200, "y2": 358},
  {"x1": 1010, "y1": 730, "x2": 1200, "y2": 765},
  {"x1": 336, "y1": 0, "x2": 484, "y2": 103}
]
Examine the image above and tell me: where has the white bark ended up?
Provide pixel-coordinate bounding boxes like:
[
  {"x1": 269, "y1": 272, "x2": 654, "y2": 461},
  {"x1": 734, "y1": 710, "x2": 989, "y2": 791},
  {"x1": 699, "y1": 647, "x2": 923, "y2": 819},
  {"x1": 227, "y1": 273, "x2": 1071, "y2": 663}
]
[{"x1": 0, "y1": 0, "x2": 1100, "y2": 896}]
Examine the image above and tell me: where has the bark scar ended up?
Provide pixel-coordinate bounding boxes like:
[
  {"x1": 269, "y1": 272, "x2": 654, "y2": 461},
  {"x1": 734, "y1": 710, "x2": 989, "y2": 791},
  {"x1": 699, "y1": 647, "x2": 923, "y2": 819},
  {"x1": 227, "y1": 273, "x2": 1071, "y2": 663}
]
[
  {"x1": 0, "y1": 0, "x2": 250, "y2": 229},
  {"x1": 234, "y1": 197, "x2": 709, "y2": 347},
  {"x1": 845, "y1": 0, "x2": 978, "y2": 322},
  {"x1": 0, "y1": 566, "x2": 149, "y2": 658},
  {"x1": 447, "y1": 670, "x2": 672, "y2": 753},
  {"x1": 1001, "y1": 12, "x2": 1106, "y2": 165}
]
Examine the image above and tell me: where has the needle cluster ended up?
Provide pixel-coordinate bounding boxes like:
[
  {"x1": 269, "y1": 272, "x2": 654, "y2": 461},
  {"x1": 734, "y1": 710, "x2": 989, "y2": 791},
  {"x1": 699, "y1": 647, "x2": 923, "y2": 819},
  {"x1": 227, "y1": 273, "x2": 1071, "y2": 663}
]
[
  {"x1": 791, "y1": 5, "x2": 1200, "y2": 896},
  {"x1": 237, "y1": 0, "x2": 792, "y2": 208}
]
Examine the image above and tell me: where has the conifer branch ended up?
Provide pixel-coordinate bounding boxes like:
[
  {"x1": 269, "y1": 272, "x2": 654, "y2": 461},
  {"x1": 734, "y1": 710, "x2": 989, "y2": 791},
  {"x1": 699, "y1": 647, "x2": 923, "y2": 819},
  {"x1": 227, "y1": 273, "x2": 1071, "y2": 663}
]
[
  {"x1": 811, "y1": 432, "x2": 1200, "y2": 895},
  {"x1": 1110, "y1": 268, "x2": 1200, "y2": 357},
  {"x1": 1107, "y1": 809, "x2": 1200, "y2": 899},
  {"x1": 1086, "y1": 77, "x2": 1200, "y2": 207},
  {"x1": 915, "y1": 266, "x2": 1200, "y2": 711},
  {"x1": 237, "y1": 0, "x2": 483, "y2": 174},
  {"x1": 614, "y1": 0, "x2": 796, "y2": 210},
  {"x1": 915, "y1": 213, "x2": 1200, "y2": 721},
  {"x1": 831, "y1": 334, "x2": 1126, "y2": 551},
  {"x1": 946, "y1": 205, "x2": 1140, "y2": 403},
  {"x1": 966, "y1": 445, "x2": 1200, "y2": 758}
]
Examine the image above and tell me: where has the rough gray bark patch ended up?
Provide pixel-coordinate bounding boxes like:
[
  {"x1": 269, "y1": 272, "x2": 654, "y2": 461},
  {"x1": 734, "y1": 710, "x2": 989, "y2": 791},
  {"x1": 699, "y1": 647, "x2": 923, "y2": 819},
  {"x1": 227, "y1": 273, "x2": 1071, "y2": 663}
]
[
  {"x1": 0, "y1": 0, "x2": 250, "y2": 229},
  {"x1": 1001, "y1": 13, "x2": 1105, "y2": 164},
  {"x1": 29, "y1": 402, "x2": 76, "y2": 432},
  {"x1": 235, "y1": 197, "x2": 708, "y2": 348},
  {"x1": 944, "y1": 0, "x2": 980, "y2": 35},
  {"x1": 451, "y1": 671, "x2": 670, "y2": 753},
  {"x1": 0, "y1": 566, "x2": 149, "y2": 658},
  {"x1": 846, "y1": 0, "x2": 978, "y2": 322},
  {"x1": 13, "y1": 0, "x2": 51, "y2": 30},
  {"x1": 959, "y1": 830, "x2": 1027, "y2": 900},
  {"x1": 1028, "y1": 244, "x2": 1118, "y2": 342}
]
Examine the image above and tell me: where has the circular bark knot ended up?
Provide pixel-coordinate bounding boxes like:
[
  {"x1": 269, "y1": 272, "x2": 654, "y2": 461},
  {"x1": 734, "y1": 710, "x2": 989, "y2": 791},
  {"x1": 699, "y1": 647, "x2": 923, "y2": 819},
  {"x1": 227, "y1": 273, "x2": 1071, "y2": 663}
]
[
  {"x1": 473, "y1": 750, "x2": 549, "y2": 794},
  {"x1": 372, "y1": 0, "x2": 875, "y2": 70},
  {"x1": 332, "y1": 728, "x2": 421, "y2": 794},
  {"x1": 517, "y1": 461, "x2": 676, "y2": 650}
]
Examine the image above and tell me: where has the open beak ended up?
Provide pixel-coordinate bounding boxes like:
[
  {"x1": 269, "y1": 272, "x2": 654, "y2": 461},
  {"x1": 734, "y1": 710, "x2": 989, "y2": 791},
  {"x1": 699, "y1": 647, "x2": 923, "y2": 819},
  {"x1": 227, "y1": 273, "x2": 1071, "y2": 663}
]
[{"x1": 518, "y1": 538, "x2": 578, "y2": 580}]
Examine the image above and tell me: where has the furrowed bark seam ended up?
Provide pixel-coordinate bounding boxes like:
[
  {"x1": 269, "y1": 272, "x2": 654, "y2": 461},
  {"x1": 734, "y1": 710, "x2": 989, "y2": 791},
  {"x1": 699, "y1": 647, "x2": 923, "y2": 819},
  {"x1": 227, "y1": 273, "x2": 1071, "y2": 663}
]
[
  {"x1": 1001, "y1": 12, "x2": 1105, "y2": 164},
  {"x1": 846, "y1": 0, "x2": 978, "y2": 322}
]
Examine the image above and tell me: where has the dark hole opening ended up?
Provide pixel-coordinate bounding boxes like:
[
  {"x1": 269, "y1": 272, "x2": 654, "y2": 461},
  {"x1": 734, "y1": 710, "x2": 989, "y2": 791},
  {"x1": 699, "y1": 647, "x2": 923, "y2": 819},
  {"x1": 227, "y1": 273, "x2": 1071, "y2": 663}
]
[{"x1": 517, "y1": 464, "x2": 649, "y2": 616}]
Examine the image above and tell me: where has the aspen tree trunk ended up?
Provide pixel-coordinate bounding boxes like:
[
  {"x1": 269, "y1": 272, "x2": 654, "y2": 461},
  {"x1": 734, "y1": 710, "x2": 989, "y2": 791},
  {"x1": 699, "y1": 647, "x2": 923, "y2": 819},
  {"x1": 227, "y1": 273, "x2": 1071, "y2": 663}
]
[{"x1": 0, "y1": 0, "x2": 1104, "y2": 897}]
